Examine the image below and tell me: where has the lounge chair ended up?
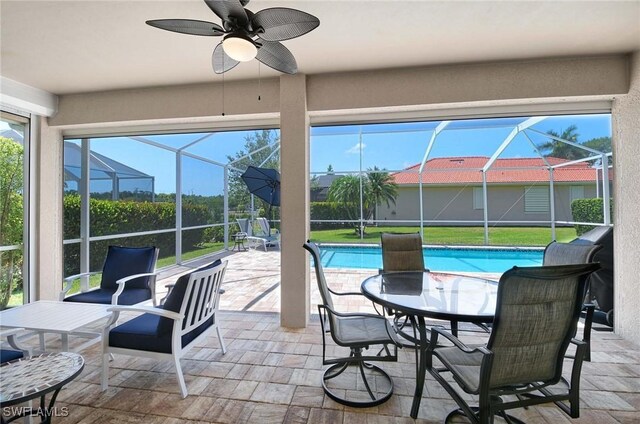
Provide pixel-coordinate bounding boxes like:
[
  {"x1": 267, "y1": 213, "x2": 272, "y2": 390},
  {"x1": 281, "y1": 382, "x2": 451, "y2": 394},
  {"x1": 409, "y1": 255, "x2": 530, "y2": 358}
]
[
  {"x1": 235, "y1": 218, "x2": 279, "y2": 251},
  {"x1": 102, "y1": 260, "x2": 227, "y2": 397},
  {"x1": 60, "y1": 245, "x2": 160, "y2": 306}
]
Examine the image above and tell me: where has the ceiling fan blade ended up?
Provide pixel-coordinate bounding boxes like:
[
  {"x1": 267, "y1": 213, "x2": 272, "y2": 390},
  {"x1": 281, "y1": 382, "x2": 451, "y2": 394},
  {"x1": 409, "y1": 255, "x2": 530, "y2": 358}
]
[
  {"x1": 204, "y1": 0, "x2": 248, "y2": 28},
  {"x1": 256, "y1": 40, "x2": 297, "y2": 74},
  {"x1": 146, "y1": 19, "x2": 224, "y2": 36},
  {"x1": 252, "y1": 8, "x2": 320, "y2": 41},
  {"x1": 212, "y1": 43, "x2": 240, "y2": 74}
]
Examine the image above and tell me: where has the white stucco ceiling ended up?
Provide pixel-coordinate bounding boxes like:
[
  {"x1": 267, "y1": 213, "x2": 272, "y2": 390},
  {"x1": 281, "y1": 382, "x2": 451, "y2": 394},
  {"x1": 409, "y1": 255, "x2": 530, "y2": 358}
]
[{"x1": 1, "y1": 0, "x2": 639, "y2": 95}]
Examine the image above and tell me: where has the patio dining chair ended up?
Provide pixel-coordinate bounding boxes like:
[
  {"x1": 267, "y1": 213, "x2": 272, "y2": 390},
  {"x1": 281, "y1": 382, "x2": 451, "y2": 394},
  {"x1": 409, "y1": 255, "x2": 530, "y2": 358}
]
[
  {"x1": 427, "y1": 263, "x2": 600, "y2": 424},
  {"x1": 543, "y1": 241, "x2": 602, "y2": 361},
  {"x1": 60, "y1": 245, "x2": 160, "y2": 306},
  {"x1": 303, "y1": 241, "x2": 400, "y2": 407},
  {"x1": 102, "y1": 259, "x2": 227, "y2": 398}
]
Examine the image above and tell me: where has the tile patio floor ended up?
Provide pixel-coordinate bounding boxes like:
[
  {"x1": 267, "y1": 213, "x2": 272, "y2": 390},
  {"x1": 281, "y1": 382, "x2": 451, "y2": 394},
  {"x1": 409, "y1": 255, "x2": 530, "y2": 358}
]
[{"x1": 18, "y1": 249, "x2": 640, "y2": 423}]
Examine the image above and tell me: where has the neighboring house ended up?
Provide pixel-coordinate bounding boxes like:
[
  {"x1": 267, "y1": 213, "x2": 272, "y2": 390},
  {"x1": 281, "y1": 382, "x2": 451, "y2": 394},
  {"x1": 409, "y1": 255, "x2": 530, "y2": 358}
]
[
  {"x1": 377, "y1": 156, "x2": 611, "y2": 226},
  {"x1": 310, "y1": 174, "x2": 341, "y2": 202}
]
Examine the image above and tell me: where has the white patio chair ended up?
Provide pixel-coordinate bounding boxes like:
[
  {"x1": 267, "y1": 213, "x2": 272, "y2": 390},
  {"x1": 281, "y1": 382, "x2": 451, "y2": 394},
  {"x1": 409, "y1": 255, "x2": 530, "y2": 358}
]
[{"x1": 102, "y1": 260, "x2": 227, "y2": 397}]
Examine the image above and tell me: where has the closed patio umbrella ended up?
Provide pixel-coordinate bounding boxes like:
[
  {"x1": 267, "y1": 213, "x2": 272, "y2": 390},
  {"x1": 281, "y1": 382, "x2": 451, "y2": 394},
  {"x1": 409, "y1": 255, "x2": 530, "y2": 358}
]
[{"x1": 240, "y1": 166, "x2": 280, "y2": 224}]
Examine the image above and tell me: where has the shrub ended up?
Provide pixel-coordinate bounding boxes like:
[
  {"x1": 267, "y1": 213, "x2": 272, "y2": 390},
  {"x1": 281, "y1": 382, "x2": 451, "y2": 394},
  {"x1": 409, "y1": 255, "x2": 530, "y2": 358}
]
[
  {"x1": 571, "y1": 198, "x2": 613, "y2": 235},
  {"x1": 63, "y1": 195, "x2": 210, "y2": 276},
  {"x1": 310, "y1": 202, "x2": 351, "y2": 230}
]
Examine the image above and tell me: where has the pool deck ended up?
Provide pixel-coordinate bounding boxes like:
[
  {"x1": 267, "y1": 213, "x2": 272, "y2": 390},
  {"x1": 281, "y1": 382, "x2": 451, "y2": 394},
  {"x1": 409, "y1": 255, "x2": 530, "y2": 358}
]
[{"x1": 154, "y1": 248, "x2": 503, "y2": 315}]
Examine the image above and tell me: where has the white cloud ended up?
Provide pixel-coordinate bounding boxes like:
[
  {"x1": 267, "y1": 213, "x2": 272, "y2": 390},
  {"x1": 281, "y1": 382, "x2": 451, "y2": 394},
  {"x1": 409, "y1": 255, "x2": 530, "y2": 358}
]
[{"x1": 345, "y1": 142, "x2": 365, "y2": 154}]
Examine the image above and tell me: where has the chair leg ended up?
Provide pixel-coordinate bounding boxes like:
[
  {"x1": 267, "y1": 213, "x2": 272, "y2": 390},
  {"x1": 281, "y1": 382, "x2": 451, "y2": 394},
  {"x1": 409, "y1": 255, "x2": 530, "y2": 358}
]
[
  {"x1": 216, "y1": 325, "x2": 227, "y2": 354},
  {"x1": 101, "y1": 353, "x2": 109, "y2": 391},
  {"x1": 174, "y1": 356, "x2": 188, "y2": 398}
]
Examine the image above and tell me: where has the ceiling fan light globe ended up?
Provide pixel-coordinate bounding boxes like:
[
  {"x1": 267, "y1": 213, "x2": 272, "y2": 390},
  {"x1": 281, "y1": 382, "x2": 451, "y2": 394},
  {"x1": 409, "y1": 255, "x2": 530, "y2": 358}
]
[{"x1": 222, "y1": 34, "x2": 257, "y2": 62}]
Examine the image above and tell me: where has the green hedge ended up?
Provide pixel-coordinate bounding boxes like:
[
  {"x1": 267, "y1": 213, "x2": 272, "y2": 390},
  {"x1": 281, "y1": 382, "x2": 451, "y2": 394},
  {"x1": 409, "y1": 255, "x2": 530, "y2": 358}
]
[
  {"x1": 571, "y1": 198, "x2": 613, "y2": 235},
  {"x1": 63, "y1": 196, "x2": 210, "y2": 276},
  {"x1": 310, "y1": 202, "x2": 351, "y2": 230}
]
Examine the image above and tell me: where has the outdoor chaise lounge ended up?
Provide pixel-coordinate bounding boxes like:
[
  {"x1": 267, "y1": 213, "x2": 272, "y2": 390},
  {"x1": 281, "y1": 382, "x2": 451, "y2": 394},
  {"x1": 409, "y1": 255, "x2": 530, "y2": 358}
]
[{"x1": 236, "y1": 218, "x2": 280, "y2": 251}]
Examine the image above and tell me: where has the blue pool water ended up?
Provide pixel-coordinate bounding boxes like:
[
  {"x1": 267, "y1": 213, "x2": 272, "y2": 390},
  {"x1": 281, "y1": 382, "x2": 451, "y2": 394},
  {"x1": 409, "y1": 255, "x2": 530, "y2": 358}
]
[{"x1": 319, "y1": 245, "x2": 542, "y2": 273}]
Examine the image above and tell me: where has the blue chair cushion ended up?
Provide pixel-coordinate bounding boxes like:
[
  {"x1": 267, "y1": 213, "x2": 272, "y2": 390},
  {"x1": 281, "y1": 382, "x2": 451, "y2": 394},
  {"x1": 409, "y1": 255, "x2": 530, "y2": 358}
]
[
  {"x1": 158, "y1": 259, "x2": 222, "y2": 334},
  {"x1": 100, "y1": 246, "x2": 157, "y2": 291},
  {"x1": 0, "y1": 349, "x2": 24, "y2": 364},
  {"x1": 64, "y1": 288, "x2": 151, "y2": 305},
  {"x1": 109, "y1": 312, "x2": 213, "y2": 354}
]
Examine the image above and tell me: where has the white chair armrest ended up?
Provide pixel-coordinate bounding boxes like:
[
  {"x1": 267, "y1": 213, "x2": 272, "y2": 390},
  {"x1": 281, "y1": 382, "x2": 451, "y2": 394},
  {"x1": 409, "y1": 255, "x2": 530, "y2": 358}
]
[
  {"x1": 0, "y1": 328, "x2": 32, "y2": 356},
  {"x1": 60, "y1": 271, "x2": 102, "y2": 300},
  {"x1": 107, "y1": 305, "x2": 183, "y2": 321},
  {"x1": 112, "y1": 272, "x2": 159, "y2": 305}
]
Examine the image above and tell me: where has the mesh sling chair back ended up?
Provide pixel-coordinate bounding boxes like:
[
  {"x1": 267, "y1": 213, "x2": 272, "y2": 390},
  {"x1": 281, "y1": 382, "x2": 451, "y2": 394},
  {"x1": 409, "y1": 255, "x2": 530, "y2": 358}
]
[
  {"x1": 427, "y1": 263, "x2": 600, "y2": 424},
  {"x1": 381, "y1": 232, "x2": 426, "y2": 273},
  {"x1": 102, "y1": 260, "x2": 227, "y2": 398},
  {"x1": 543, "y1": 241, "x2": 603, "y2": 361},
  {"x1": 303, "y1": 241, "x2": 400, "y2": 407},
  {"x1": 60, "y1": 246, "x2": 160, "y2": 306},
  {"x1": 380, "y1": 232, "x2": 436, "y2": 344}
]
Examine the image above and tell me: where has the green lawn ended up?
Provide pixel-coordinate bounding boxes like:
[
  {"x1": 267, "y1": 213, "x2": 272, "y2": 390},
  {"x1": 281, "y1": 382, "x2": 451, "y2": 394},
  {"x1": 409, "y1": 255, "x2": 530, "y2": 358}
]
[{"x1": 310, "y1": 226, "x2": 577, "y2": 246}]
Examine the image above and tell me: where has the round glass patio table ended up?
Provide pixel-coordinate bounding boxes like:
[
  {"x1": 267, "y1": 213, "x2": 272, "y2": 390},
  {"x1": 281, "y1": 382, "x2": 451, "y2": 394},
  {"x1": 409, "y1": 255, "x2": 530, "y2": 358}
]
[
  {"x1": 361, "y1": 271, "x2": 498, "y2": 419},
  {"x1": 0, "y1": 352, "x2": 84, "y2": 423}
]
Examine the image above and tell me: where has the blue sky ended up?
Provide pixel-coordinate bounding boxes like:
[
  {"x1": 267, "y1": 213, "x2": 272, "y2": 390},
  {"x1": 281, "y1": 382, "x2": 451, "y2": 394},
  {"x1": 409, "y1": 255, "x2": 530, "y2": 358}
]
[{"x1": 62, "y1": 114, "x2": 611, "y2": 196}]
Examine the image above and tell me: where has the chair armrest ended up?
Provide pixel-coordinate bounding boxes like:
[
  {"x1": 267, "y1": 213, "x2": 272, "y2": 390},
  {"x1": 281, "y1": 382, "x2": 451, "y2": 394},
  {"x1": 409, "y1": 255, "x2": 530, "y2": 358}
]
[
  {"x1": 112, "y1": 272, "x2": 159, "y2": 305},
  {"x1": 0, "y1": 328, "x2": 32, "y2": 356},
  {"x1": 107, "y1": 305, "x2": 183, "y2": 321},
  {"x1": 60, "y1": 271, "x2": 102, "y2": 299},
  {"x1": 430, "y1": 326, "x2": 490, "y2": 355}
]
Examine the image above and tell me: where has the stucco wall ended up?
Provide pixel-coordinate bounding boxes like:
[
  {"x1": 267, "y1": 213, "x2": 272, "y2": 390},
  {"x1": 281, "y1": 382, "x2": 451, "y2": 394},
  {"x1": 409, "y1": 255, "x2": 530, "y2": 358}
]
[
  {"x1": 378, "y1": 184, "x2": 598, "y2": 224},
  {"x1": 612, "y1": 51, "x2": 640, "y2": 345}
]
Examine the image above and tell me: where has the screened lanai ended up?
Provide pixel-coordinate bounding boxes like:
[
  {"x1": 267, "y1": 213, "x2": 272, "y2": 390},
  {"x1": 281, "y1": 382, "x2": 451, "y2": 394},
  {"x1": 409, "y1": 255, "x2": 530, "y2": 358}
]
[
  {"x1": 62, "y1": 113, "x2": 612, "y2": 284},
  {"x1": 62, "y1": 129, "x2": 281, "y2": 281},
  {"x1": 309, "y1": 113, "x2": 612, "y2": 245}
]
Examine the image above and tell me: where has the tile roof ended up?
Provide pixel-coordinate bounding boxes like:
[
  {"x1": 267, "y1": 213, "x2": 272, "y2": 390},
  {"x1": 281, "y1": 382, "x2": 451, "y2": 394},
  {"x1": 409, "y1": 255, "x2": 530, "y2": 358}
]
[{"x1": 392, "y1": 156, "x2": 609, "y2": 185}]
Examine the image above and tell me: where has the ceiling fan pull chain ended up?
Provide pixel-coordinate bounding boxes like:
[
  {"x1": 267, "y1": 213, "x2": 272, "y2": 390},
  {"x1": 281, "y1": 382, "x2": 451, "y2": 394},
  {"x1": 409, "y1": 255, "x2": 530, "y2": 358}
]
[
  {"x1": 258, "y1": 61, "x2": 261, "y2": 101},
  {"x1": 222, "y1": 53, "x2": 225, "y2": 116}
]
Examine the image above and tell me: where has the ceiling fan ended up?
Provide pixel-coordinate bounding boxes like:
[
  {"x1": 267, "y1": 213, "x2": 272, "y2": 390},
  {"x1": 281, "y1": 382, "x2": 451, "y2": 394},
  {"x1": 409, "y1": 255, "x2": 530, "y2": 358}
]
[{"x1": 146, "y1": 0, "x2": 320, "y2": 75}]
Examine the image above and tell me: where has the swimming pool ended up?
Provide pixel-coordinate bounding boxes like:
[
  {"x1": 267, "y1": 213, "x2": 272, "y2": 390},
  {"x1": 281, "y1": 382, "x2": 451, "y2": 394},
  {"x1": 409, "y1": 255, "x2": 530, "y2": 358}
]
[{"x1": 319, "y1": 245, "x2": 542, "y2": 273}]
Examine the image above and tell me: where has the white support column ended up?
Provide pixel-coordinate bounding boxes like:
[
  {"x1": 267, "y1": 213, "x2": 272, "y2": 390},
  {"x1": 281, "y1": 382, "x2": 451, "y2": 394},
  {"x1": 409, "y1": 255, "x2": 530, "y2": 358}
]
[
  {"x1": 223, "y1": 167, "x2": 229, "y2": 249},
  {"x1": 36, "y1": 118, "x2": 64, "y2": 301},
  {"x1": 601, "y1": 154, "x2": 611, "y2": 225},
  {"x1": 482, "y1": 171, "x2": 489, "y2": 245},
  {"x1": 175, "y1": 152, "x2": 182, "y2": 264},
  {"x1": 612, "y1": 50, "x2": 640, "y2": 345},
  {"x1": 280, "y1": 74, "x2": 310, "y2": 328},
  {"x1": 80, "y1": 138, "x2": 91, "y2": 291},
  {"x1": 549, "y1": 167, "x2": 556, "y2": 241}
]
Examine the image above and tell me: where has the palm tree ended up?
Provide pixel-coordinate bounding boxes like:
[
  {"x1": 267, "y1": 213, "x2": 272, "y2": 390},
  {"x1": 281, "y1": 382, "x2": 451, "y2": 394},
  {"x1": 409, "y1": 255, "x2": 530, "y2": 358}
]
[
  {"x1": 366, "y1": 167, "x2": 398, "y2": 221},
  {"x1": 539, "y1": 125, "x2": 587, "y2": 160},
  {"x1": 328, "y1": 175, "x2": 364, "y2": 228}
]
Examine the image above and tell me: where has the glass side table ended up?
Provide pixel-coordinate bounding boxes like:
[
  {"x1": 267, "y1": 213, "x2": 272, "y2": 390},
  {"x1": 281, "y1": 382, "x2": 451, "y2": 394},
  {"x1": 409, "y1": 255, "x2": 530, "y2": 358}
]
[{"x1": 1, "y1": 352, "x2": 84, "y2": 423}]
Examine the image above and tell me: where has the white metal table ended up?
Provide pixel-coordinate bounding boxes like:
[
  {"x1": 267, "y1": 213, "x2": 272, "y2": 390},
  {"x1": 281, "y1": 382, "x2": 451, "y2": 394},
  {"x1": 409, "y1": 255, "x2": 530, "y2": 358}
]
[{"x1": 0, "y1": 301, "x2": 113, "y2": 352}]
